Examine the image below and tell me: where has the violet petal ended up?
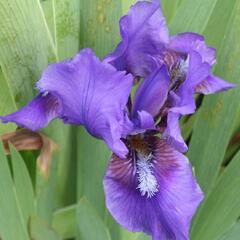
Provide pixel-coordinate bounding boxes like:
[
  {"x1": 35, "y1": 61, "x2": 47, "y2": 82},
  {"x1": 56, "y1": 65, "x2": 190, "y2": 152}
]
[
  {"x1": 105, "y1": 0, "x2": 169, "y2": 77},
  {"x1": 104, "y1": 138, "x2": 203, "y2": 239},
  {"x1": 0, "y1": 93, "x2": 60, "y2": 131},
  {"x1": 2, "y1": 49, "x2": 133, "y2": 158},
  {"x1": 131, "y1": 110, "x2": 156, "y2": 134},
  {"x1": 169, "y1": 32, "x2": 216, "y2": 66},
  {"x1": 195, "y1": 75, "x2": 236, "y2": 94},
  {"x1": 132, "y1": 65, "x2": 170, "y2": 118}
]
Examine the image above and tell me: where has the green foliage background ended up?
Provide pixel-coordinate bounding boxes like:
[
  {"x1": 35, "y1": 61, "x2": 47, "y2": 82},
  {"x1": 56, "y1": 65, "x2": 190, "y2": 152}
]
[{"x1": 0, "y1": 0, "x2": 240, "y2": 239}]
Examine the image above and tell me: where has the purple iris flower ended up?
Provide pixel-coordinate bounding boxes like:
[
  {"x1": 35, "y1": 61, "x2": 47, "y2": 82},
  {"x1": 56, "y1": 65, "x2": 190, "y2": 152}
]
[
  {"x1": 0, "y1": 49, "x2": 203, "y2": 239},
  {"x1": 0, "y1": 1, "x2": 234, "y2": 239},
  {"x1": 105, "y1": 0, "x2": 235, "y2": 152}
]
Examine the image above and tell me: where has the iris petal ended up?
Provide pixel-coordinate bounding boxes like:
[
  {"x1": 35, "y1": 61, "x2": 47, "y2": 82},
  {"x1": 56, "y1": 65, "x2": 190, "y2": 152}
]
[
  {"x1": 132, "y1": 65, "x2": 170, "y2": 118},
  {"x1": 104, "y1": 138, "x2": 203, "y2": 240},
  {"x1": 105, "y1": 0, "x2": 169, "y2": 77},
  {"x1": 0, "y1": 93, "x2": 60, "y2": 131},
  {"x1": 1, "y1": 49, "x2": 133, "y2": 158},
  {"x1": 169, "y1": 33, "x2": 235, "y2": 95},
  {"x1": 162, "y1": 111, "x2": 188, "y2": 153},
  {"x1": 169, "y1": 32, "x2": 216, "y2": 66},
  {"x1": 163, "y1": 51, "x2": 210, "y2": 152},
  {"x1": 195, "y1": 75, "x2": 236, "y2": 94},
  {"x1": 132, "y1": 110, "x2": 156, "y2": 134},
  {"x1": 180, "y1": 50, "x2": 211, "y2": 92}
]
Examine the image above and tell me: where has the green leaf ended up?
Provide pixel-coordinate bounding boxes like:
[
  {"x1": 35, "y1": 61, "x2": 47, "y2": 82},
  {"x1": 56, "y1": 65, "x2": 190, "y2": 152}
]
[
  {"x1": 51, "y1": 124, "x2": 77, "y2": 209},
  {"x1": 202, "y1": 0, "x2": 238, "y2": 51},
  {"x1": 121, "y1": 0, "x2": 135, "y2": 14},
  {"x1": 119, "y1": 229, "x2": 150, "y2": 240},
  {"x1": 188, "y1": 0, "x2": 240, "y2": 194},
  {"x1": 0, "y1": 142, "x2": 30, "y2": 240},
  {"x1": 170, "y1": 0, "x2": 218, "y2": 34},
  {"x1": 10, "y1": 145, "x2": 35, "y2": 225},
  {"x1": 0, "y1": 68, "x2": 16, "y2": 135},
  {"x1": 161, "y1": 0, "x2": 181, "y2": 23},
  {"x1": 79, "y1": 0, "x2": 122, "y2": 58},
  {"x1": 54, "y1": 0, "x2": 80, "y2": 60},
  {"x1": 181, "y1": 115, "x2": 197, "y2": 141},
  {"x1": 36, "y1": 151, "x2": 58, "y2": 222},
  {"x1": 30, "y1": 216, "x2": 61, "y2": 240},
  {"x1": 41, "y1": 0, "x2": 81, "y2": 61},
  {"x1": 52, "y1": 204, "x2": 150, "y2": 240},
  {"x1": 0, "y1": 0, "x2": 57, "y2": 106},
  {"x1": 52, "y1": 204, "x2": 77, "y2": 239},
  {"x1": 77, "y1": 197, "x2": 111, "y2": 240},
  {"x1": 76, "y1": 128, "x2": 110, "y2": 219},
  {"x1": 191, "y1": 150, "x2": 240, "y2": 240},
  {"x1": 217, "y1": 222, "x2": 240, "y2": 240},
  {"x1": 136, "y1": 235, "x2": 151, "y2": 240},
  {"x1": 41, "y1": 0, "x2": 56, "y2": 44}
]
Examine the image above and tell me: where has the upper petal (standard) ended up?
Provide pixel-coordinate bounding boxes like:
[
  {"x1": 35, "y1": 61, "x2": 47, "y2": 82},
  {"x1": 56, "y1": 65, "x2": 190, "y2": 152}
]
[
  {"x1": 105, "y1": 0, "x2": 169, "y2": 77},
  {"x1": 132, "y1": 64, "x2": 170, "y2": 118},
  {"x1": 169, "y1": 32, "x2": 216, "y2": 66}
]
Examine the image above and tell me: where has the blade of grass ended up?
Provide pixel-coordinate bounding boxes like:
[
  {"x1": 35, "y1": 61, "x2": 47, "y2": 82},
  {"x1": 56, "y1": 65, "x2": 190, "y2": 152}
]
[
  {"x1": 10, "y1": 145, "x2": 35, "y2": 225},
  {"x1": 76, "y1": 128, "x2": 110, "y2": 218},
  {"x1": 191, "y1": 150, "x2": 240, "y2": 240},
  {"x1": 170, "y1": 0, "x2": 218, "y2": 34},
  {"x1": 161, "y1": 0, "x2": 181, "y2": 23},
  {"x1": 0, "y1": 68, "x2": 16, "y2": 135},
  {"x1": 121, "y1": 0, "x2": 135, "y2": 14},
  {"x1": 30, "y1": 215, "x2": 61, "y2": 240},
  {"x1": 79, "y1": 0, "x2": 122, "y2": 58},
  {"x1": 77, "y1": 197, "x2": 111, "y2": 240},
  {"x1": 54, "y1": 0, "x2": 80, "y2": 60},
  {"x1": 0, "y1": 0, "x2": 57, "y2": 106},
  {"x1": 188, "y1": 0, "x2": 240, "y2": 195},
  {"x1": 36, "y1": 151, "x2": 58, "y2": 222},
  {"x1": 52, "y1": 204, "x2": 77, "y2": 239},
  {"x1": 0, "y1": 141, "x2": 30, "y2": 240},
  {"x1": 41, "y1": 0, "x2": 56, "y2": 44},
  {"x1": 217, "y1": 221, "x2": 240, "y2": 240}
]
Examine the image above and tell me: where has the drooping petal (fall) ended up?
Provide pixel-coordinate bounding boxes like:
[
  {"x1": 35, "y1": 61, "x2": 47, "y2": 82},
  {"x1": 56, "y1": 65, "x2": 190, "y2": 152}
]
[
  {"x1": 0, "y1": 93, "x2": 60, "y2": 131},
  {"x1": 1, "y1": 49, "x2": 133, "y2": 158},
  {"x1": 104, "y1": 138, "x2": 203, "y2": 240},
  {"x1": 178, "y1": 50, "x2": 211, "y2": 94},
  {"x1": 195, "y1": 75, "x2": 236, "y2": 94},
  {"x1": 105, "y1": 0, "x2": 169, "y2": 77},
  {"x1": 169, "y1": 33, "x2": 236, "y2": 95},
  {"x1": 162, "y1": 51, "x2": 210, "y2": 152}
]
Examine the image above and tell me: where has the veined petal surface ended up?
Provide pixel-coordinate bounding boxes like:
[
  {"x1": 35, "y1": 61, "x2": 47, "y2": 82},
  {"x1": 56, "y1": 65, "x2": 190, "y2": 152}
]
[
  {"x1": 1, "y1": 49, "x2": 133, "y2": 158},
  {"x1": 169, "y1": 32, "x2": 216, "y2": 66},
  {"x1": 104, "y1": 138, "x2": 203, "y2": 240},
  {"x1": 105, "y1": 0, "x2": 169, "y2": 77},
  {"x1": 0, "y1": 93, "x2": 60, "y2": 131},
  {"x1": 132, "y1": 65, "x2": 170, "y2": 118}
]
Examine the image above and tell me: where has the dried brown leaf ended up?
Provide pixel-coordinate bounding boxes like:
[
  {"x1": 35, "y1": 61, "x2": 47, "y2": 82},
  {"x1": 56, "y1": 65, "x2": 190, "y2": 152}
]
[{"x1": 1, "y1": 129, "x2": 57, "y2": 178}]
